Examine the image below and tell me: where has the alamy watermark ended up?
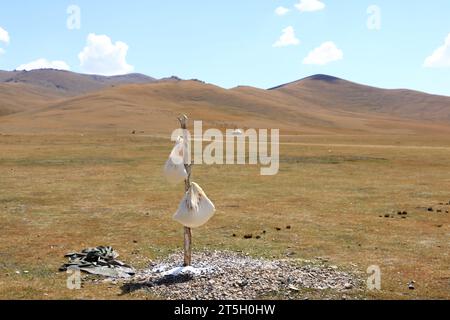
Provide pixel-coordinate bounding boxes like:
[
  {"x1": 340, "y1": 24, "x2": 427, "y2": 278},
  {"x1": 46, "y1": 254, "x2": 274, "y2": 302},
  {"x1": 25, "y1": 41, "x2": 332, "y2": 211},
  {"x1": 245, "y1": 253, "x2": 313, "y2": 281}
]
[
  {"x1": 171, "y1": 121, "x2": 280, "y2": 176},
  {"x1": 67, "y1": 5, "x2": 81, "y2": 30},
  {"x1": 367, "y1": 5, "x2": 381, "y2": 31},
  {"x1": 367, "y1": 265, "x2": 382, "y2": 290},
  {"x1": 66, "y1": 268, "x2": 81, "y2": 290}
]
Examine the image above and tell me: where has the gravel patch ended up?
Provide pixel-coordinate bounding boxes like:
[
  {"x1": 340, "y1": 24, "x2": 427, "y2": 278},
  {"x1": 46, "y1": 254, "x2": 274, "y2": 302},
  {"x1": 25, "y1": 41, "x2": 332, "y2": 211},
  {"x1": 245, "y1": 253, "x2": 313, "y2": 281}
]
[{"x1": 124, "y1": 250, "x2": 362, "y2": 300}]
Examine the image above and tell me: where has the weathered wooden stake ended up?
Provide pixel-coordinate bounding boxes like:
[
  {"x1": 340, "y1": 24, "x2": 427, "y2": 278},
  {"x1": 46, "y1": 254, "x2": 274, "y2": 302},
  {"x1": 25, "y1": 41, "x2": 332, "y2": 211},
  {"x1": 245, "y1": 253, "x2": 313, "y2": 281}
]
[{"x1": 178, "y1": 114, "x2": 192, "y2": 267}]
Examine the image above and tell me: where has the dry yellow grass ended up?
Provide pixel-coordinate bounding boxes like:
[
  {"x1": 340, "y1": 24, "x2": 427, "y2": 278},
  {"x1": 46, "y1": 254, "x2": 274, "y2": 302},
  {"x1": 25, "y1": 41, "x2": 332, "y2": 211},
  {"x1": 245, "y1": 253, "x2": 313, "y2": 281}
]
[{"x1": 0, "y1": 133, "x2": 449, "y2": 299}]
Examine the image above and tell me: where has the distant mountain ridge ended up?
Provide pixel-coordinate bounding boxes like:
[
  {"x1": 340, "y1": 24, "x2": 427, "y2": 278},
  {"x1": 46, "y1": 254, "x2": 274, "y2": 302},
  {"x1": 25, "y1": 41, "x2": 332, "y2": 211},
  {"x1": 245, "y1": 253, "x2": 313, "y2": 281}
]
[
  {"x1": 0, "y1": 69, "x2": 158, "y2": 96},
  {"x1": 1, "y1": 69, "x2": 450, "y2": 135}
]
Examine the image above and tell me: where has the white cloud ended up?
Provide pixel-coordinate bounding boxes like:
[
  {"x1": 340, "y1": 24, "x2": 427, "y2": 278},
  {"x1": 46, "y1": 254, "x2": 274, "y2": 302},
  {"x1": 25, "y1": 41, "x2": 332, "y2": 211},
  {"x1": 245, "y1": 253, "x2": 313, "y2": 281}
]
[
  {"x1": 0, "y1": 26, "x2": 10, "y2": 44},
  {"x1": 0, "y1": 48, "x2": 5, "y2": 55},
  {"x1": 295, "y1": 0, "x2": 325, "y2": 12},
  {"x1": 16, "y1": 59, "x2": 71, "y2": 71},
  {"x1": 78, "y1": 33, "x2": 134, "y2": 76},
  {"x1": 273, "y1": 26, "x2": 300, "y2": 48},
  {"x1": 275, "y1": 6, "x2": 290, "y2": 16},
  {"x1": 424, "y1": 33, "x2": 450, "y2": 68},
  {"x1": 303, "y1": 41, "x2": 343, "y2": 65}
]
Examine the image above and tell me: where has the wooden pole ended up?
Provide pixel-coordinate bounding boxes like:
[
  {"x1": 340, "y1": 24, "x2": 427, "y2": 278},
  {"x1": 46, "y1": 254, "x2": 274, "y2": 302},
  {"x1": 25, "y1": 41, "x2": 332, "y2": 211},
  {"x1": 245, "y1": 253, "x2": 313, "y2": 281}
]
[{"x1": 178, "y1": 115, "x2": 192, "y2": 267}]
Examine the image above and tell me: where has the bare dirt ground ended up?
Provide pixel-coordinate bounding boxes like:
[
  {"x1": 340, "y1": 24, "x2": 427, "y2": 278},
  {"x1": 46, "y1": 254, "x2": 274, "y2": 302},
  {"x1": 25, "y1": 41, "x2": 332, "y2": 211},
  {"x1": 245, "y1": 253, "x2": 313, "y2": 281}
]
[{"x1": 0, "y1": 133, "x2": 449, "y2": 299}]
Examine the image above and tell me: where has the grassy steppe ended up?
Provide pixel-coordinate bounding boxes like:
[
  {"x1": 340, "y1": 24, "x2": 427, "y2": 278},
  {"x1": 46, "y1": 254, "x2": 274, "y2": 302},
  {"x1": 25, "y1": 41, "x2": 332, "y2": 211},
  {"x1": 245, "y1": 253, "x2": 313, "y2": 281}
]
[{"x1": 0, "y1": 133, "x2": 449, "y2": 299}]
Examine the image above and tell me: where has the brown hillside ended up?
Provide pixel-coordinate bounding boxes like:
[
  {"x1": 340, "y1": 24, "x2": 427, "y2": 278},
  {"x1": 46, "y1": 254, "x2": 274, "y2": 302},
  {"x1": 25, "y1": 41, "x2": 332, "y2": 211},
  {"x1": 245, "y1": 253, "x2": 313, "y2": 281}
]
[
  {"x1": 0, "y1": 82, "x2": 67, "y2": 116},
  {"x1": 271, "y1": 75, "x2": 450, "y2": 123},
  {"x1": 2, "y1": 78, "x2": 450, "y2": 135}
]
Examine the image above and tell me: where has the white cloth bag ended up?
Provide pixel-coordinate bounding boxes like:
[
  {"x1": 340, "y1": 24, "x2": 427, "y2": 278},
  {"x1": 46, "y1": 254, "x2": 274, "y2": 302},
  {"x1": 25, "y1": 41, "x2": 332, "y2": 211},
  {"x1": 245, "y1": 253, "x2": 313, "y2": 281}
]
[
  {"x1": 164, "y1": 137, "x2": 188, "y2": 184},
  {"x1": 173, "y1": 182, "x2": 216, "y2": 228}
]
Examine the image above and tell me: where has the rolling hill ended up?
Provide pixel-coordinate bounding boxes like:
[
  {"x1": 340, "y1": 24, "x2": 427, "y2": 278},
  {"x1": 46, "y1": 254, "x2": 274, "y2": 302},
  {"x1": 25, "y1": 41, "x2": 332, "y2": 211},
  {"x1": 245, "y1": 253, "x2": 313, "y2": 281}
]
[
  {"x1": 270, "y1": 74, "x2": 450, "y2": 123},
  {"x1": 1, "y1": 71, "x2": 450, "y2": 135},
  {"x1": 0, "y1": 82, "x2": 68, "y2": 116}
]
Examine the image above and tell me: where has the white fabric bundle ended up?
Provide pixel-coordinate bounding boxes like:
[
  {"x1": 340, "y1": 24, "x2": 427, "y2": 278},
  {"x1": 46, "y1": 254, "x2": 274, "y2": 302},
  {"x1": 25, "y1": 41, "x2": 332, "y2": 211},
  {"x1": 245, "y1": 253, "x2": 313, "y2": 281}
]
[
  {"x1": 164, "y1": 137, "x2": 188, "y2": 184},
  {"x1": 173, "y1": 182, "x2": 216, "y2": 228}
]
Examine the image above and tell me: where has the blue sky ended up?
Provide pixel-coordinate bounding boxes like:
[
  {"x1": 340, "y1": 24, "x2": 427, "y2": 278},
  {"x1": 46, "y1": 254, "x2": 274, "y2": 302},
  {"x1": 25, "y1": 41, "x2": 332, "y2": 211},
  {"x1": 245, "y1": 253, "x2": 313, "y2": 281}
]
[{"x1": 0, "y1": 1, "x2": 449, "y2": 95}]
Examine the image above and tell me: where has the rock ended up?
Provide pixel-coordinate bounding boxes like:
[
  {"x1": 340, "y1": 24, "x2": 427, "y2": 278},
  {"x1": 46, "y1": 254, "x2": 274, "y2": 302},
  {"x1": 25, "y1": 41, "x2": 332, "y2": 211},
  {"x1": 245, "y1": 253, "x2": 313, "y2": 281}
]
[
  {"x1": 286, "y1": 251, "x2": 296, "y2": 257},
  {"x1": 286, "y1": 225, "x2": 292, "y2": 230},
  {"x1": 243, "y1": 234, "x2": 253, "y2": 239},
  {"x1": 255, "y1": 236, "x2": 261, "y2": 239},
  {"x1": 275, "y1": 227, "x2": 281, "y2": 231},
  {"x1": 402, "y1": 211, "x2": 408, "y2": 215},
  {"x1": 344, "y1": 283, "x2": 353, "y2": 290},
  {"x1": 288, "y1": 284, "x2": 300, "y2": 291},
  {"x1": 131, "y1": 250, "x2": 361, "y2": 300},
  {"x1": 384, "y1": 214, "x2": 390, "y2": 218},
  {"x1": 437, "y1": 209, "x2": 442, "y2": 213},
  {"x1": 428, "y1": 207, "x2": 433, "y2": 212},
  {"x1": 408, "y1": 282, "x2": 415, "y2": 290},
  {"x1": 232, "y1": 234, "x2": 236, "y2": 237}
]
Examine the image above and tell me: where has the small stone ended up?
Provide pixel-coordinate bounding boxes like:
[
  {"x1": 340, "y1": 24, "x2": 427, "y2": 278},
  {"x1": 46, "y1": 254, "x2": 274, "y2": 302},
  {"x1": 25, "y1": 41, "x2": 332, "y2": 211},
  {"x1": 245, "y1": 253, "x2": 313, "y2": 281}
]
[
  {"x1": 384, "y1": 214, "x2": 390, "y2": 218},
  {"x1": 286, "y1": 226, "x2": 292, "y2": 230},
  {"x1": 428, "y1": 207, "x2": 433, "y2": 212},
  {"x1": 288, "y1": 284, "x2": 300, "y2": 291},
  {"x1": 255, "y1": 236, "x2": 261, "y2": 239},
  {"x1": 232, "y1": 234, "x2": 237, "y2": 237},
  {"x1": 344, "y1": 283, "x2": 353, "y2": 290},
  {"x1": 402, "y1": 211, "x2": 408, "y2": 215},
  {"x1": 243, "y1": 234, "x2": 253, "y2": 239},
  {"x1": 276, "y1": 227, "x2": 281, "y2": 231},
  {"x1": 286, "y1": 251, "x2": 296, "y2": 257},
  {"x1": 15, "y1": 271, "x2": 20, "y2": 274},
  {"x1": 408, "y1": 283, "x2": 415, "y2": 290}
]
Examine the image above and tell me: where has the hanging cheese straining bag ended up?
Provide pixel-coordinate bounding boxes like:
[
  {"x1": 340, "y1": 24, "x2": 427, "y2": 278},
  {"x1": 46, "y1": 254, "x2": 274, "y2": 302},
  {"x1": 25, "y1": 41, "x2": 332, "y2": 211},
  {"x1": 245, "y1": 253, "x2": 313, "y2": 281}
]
[
  {"x1": 173, "y1": 182, "x2": 216, "y2": 228},
  {"x1": 163, "y1": 137, "x2": 188, "y2": 184}
]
